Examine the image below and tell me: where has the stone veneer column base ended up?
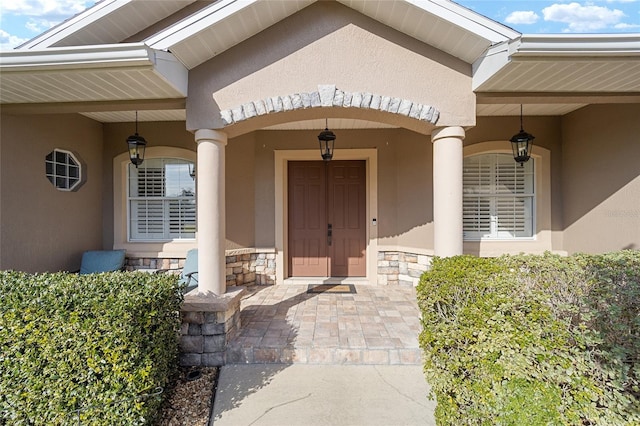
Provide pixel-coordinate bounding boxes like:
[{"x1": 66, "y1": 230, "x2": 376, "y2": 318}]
[{"x1": 179, "y1": 286, "x2": 246, "y2": 367}]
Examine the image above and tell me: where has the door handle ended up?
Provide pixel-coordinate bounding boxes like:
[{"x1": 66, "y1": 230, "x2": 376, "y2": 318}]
[{"x1": 327, "y1": 223, "x2": 332, "y2": 246}]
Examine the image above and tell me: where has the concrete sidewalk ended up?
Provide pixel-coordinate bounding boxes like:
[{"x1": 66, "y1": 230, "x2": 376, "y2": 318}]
[{"x1": 211, "y1": 364, "x2": 437, "y2": 425}]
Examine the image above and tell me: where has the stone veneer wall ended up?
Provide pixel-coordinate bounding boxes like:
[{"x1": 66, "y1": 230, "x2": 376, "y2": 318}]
[
  {"x1": 125, "y1": 249, "x2": 276, "y2": 287},
  {"x1": 377, "y1": 251, "x2": 432, "y2": 287},
  {"x1": 127, "y1": 248, "x2": 429, "y2": 286}
]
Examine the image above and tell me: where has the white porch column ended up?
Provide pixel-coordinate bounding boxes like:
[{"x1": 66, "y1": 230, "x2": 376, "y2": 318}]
[
  {"x1": 195, "y1": 129, "x2": 227, "y2": 295},
  {"x1": 431, "y1": 126, "x2": 465, "y2": 257}
]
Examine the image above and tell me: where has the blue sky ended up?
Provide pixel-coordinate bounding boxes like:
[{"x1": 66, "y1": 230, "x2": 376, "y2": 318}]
[{"x1": 1, "y1": 0, "x2": 639, "y2": 50}]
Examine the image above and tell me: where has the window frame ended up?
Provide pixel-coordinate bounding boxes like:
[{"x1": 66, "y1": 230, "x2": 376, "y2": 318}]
[
  {"x1": 113, "y1": 147, "x2": 197, "y2": 258},
  {"x1": 461, "y1": 141, "x2": 553, "y2": 257},
  {"x1": 45, "y1": 148, "x2": 84, "y2": 192},
  {"x1": 127, "y1": 157, "x2": 196, "y2": 242},
  {"x1": 463, "y1": 152, "x2": 536, "y2": 241}
]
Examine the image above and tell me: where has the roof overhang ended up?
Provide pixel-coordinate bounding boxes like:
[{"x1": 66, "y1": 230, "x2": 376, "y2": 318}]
[
  {"x1": 17, "y1": 0, "x2": 201, "y2": 50},
  {"x1": 145, "y1": 0, "x2": 520, "y2": 69},
  {"x1": 0, "y1": 43, "x2": 188, "y2": 104},
  {"x1": 473, "y1": 34, "x2": 640, "y2": 93}
]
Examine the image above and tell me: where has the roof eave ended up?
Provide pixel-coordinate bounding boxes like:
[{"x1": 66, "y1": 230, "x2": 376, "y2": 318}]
[
  {"x1": 0, "y1": 43, "x2": 189, "y2": 103},
  {"x1": 17, "y1": 0, "x2": 126, "y2": 50},
  {"x1": 472, "y1": 33, "x2": 640, "y2": 91},
  {"x1": 419, "y1": 0, "x2": 520, "y2": 43},
  {"x1": 513, "y1": 34, "x2": 640, "y2": 58},
  {"x1": 2, "y1": 43, "x2": 156, "y2": 71}
]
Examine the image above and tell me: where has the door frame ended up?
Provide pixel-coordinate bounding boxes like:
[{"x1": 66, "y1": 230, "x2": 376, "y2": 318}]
[{"x1": 275, "y1": 149, "x2": 378, "y2": 285}]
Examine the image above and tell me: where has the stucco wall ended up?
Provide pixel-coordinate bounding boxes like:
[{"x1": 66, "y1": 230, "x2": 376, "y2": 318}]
[
  {"x1": 250, "y1": 128, "x2": 433, "y2": 251},
  {"x1": 187, "y1": 1, "x2": 474, "y2": 134},
  {"x1": 561, "y1": 103, "x2": 640, "y2": 253},
  {"x1": 0, "y1": 113, "x2": 103, "y2": 272},
  {"x1": 226, "y1": 133, "x2": 256, "y2": 249}
]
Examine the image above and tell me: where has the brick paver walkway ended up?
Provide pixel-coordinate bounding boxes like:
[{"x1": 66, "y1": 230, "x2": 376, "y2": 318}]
[{"x1": 225, "y1": 285, "x2": 423, "y2": 365}]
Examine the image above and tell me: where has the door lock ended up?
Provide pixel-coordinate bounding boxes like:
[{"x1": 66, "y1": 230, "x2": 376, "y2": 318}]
[{"x1": 327, "y1": 223, "x2": 332, "y2": 246}]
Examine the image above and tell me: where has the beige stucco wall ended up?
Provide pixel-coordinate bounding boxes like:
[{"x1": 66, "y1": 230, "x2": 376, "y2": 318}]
[
  {"x1": 561, "y1": 103, "x2": 640, "y2": 253},
  {"x1": 0, "y1": 113, "x2": 103, "y2": 272},
  {"x1": 187, "y1": 1, "x2": 474, "y2": 134},
  {"x1": 249, "y1": 128, "x2": 433, "y2": 252}
]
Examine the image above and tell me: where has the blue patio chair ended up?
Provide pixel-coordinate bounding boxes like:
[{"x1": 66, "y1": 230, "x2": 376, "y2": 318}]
[
  {"x1": 79, "y1": 250, "x2": 126, "y2": 274},
  {"x1": 157, "y1": 249, "x2": 199, "y2": 293},
  {"x1": 180, "y1": 249, "x2": 199, "y2": 293}
]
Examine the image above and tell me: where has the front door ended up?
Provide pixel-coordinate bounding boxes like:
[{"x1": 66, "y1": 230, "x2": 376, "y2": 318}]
[{"x1": 288, "y1": 160, "x2": 366, "y2": 277}]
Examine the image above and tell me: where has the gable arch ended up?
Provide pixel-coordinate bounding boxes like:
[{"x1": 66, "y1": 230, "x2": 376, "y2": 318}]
[{"x1": 219, "y1": 84, "x2": 440, "y2": 137}]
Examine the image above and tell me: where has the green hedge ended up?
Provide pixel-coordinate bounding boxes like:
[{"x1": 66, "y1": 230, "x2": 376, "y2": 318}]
[
  {"x1": 417, "y1": 251, "x2": 640, "y2": 425},
  {"x1": 0, "y1": 271, "x2": 183, "y2": 425}
]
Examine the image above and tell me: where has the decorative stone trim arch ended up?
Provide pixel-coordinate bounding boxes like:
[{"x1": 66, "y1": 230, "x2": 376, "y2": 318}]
[{"x1": 220, "y1": 84, "x2": 440, "y2": 126}]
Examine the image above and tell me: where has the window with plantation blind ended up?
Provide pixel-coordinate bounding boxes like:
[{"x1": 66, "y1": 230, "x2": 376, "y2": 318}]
[
  {"x1": 128, "y1": 158, "x2": 196, "y2": 241},
  {"x1": 463, "y1": 153, "x2": 534, "y2": 240}
]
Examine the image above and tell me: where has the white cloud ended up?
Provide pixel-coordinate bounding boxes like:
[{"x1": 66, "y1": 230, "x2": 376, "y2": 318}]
[
  {"x1": 2, "y1": 0, "x2": 90, "y2": 17},
  {"x1": 542, "y1": 2, "x2": 626, "y2": 32},
  {"x1": 614, "y1": 22, "x2": 640, "y2": 29},
  {"x1": 25, "y1": 18, "x2": 59, "y2": 34},
  {"x1": 0, "y1": 29, "x2": 29, "y2": 50},
  {"x1": 505, "y1": 11, "x2": 540, "y2": 25}
]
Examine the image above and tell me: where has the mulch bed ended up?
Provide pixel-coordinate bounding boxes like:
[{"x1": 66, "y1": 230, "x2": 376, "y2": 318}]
[{"x1": 155, "y1": 367, "x2": 218, "y2": 426}]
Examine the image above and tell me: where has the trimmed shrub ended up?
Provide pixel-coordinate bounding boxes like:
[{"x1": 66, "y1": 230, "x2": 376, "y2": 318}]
[
  {"x1": 417, "y1": 251, "x2": 640, "y2": 425},
  {"x1": 0, "y1": 271, "x2": 182, "y2": 425}
]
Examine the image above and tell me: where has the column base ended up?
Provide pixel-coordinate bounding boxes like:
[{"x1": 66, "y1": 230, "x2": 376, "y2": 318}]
[{"x1": 179, "y1": 286, "x2": 246, "y2": 366}]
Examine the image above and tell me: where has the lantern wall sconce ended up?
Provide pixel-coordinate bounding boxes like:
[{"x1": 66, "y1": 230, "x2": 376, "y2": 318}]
[
  {"x1": 510, "y1": 104, "x2": 535, "y2": 166},
  {"x1": 317, "y1": 119, "x2": 336, "y2": 161},
  {"x1": 126, "y1": 111, "x2": 147, "y2": 167}
]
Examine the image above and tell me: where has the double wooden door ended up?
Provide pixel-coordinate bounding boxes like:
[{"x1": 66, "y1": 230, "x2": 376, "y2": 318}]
[{"x1": 288, "y1": 160, "x2": 366, "y2": 277}]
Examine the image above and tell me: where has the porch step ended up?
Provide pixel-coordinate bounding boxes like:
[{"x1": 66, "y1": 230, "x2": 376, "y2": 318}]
[
  {"x1": 224, "y1": 284, "x2": 424, "y2": 365},
  {"x1": 225, "y1": 343, "x2": 423, "y2": 365}
]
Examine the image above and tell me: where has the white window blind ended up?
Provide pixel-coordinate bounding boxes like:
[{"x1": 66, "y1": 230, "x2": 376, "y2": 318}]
[
  {"x1": 463, "y1": 153, "x2": 534, "y2": 239},
  {"x1": 128, "y1": 158, "x2": 196, "y2": 240}
]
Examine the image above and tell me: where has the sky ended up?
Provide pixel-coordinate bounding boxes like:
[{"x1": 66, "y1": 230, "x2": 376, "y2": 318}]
[{"x1": 0, "y1": 0, "x2": 639, "y2": 50}]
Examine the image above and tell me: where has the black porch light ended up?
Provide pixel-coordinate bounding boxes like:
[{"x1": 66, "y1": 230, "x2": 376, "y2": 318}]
[
  {"x1": 318, "y1": 119, "x2": 336, "y2": 161},
  {"x1": 510, "y1": 104, "x2": 535, "y2": 166},
  {"x1": 126, "y1": 111, "x2": 147, "y2": 167}
]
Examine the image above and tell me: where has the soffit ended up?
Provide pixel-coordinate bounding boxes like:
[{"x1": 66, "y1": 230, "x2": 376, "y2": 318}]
[{"x1": 478, "y1": 59, "x2": 640, "y2": 93}]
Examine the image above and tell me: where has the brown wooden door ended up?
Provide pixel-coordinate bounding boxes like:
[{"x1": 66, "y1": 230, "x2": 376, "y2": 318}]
[{"x1": 288, "y1": 160, "x2": 366, "y2": 277}]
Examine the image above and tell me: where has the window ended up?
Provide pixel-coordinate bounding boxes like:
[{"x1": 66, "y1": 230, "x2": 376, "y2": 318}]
[
  {"x1": 128, "y1": 158, "x2": 195, "y2": 241},
  {"x1": 45, "y1": 149, "x2": 83, "y2": 191},
  {"x1": 463, "y1": 153, "x2": 534, "y2": 239}
]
